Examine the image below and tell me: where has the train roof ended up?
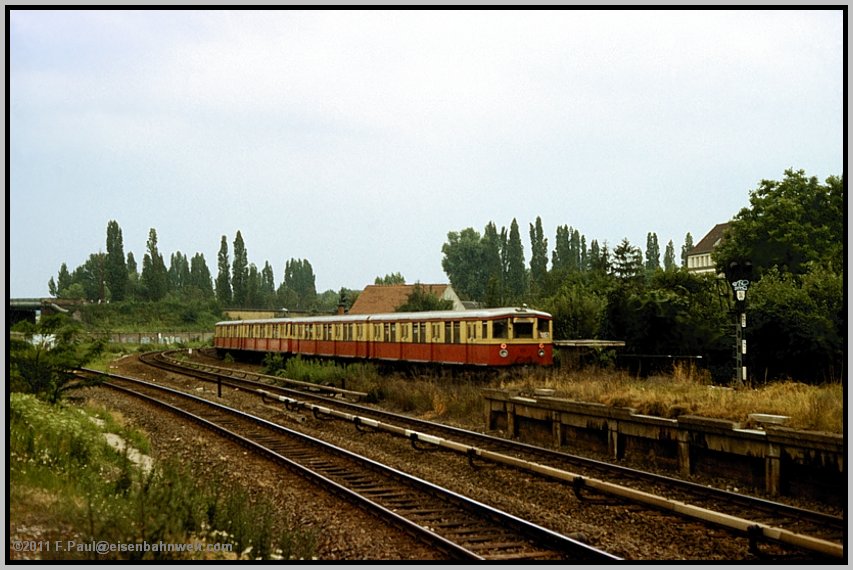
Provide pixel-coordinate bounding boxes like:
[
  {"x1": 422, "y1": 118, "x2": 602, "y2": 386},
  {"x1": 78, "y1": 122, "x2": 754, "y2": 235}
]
[{"x1": 215, "y1": 306, "x2": 551, "y2": 326}]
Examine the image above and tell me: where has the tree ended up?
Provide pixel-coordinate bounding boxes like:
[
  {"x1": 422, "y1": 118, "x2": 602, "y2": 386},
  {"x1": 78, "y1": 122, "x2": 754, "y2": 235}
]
[
  {"x1": 588, "y1": 240, "x2": 610, "y2": 274},
  {"x1": 529, "y1": 216, "x2": 548, "y2": 295},
  {"x1": 680, "y1": 233, "x2": 694, "y2": 268},
  {"x1": 441, "y1": 227, "x2": 486, "y2": 301},
  {"x1": 395, "y1": 283, "x2": 454, "y2": 312},
  {"x1": 713, "y1": 169, "x2": 844, "y2": 277},
  {"x1": 260, "y1": 261, "x2": 277, "y2": 308},
  {"x1": 140, "y1": 228, "x2": 168, "y2": 301},
  {"x1": 611, "y1": 238, "x2": 643, "y2": 281},
  {"x1": 663, "y1": 240, "x2": 677, "y2": 272},
  {"x1": 189, "y1": 253, "x2": 214, "y2": 299},
  {"x1": 215, "y1": 236, "x2": 231, "y2": 305},
  {"x1": 745, "y1": 265, "x2": 844, "y2": 382},
  {"x1": 504, "y1": 218, "x2": 527, "y2": 302},
  {"x1": 232, "y1": 231, "x2": 249, "y2": 307},
  {"x1": 644, "y1": 232, "x2": 660, "y2": 274},
  {"x1": 482, "y1": 222, "x2": 504, "y2": 306},
  {"x1": 105, "y1": 220, "x2": 128, "y2": 301},
  {"x1": 10, "y1": 314, "x2": 104, "y2": 404},
  {"x1": 168, "y1": 251, "x2": 190, "y2": 294},
  {"x1": 375, "y1": 272, "x2": 406, "y2": 285},
  {"x1": 126, "y1": 252, "x2": 139, "y2": 300},
  {"x1": 73, "y1": 252, "x2": 108, "y2": 302},
  {"x1": 281, "y1": 258, "x2": 317, "y2": 311}
]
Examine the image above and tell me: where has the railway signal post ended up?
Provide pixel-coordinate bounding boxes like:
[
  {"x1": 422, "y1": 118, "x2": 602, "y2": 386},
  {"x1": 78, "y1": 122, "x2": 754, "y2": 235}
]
[{"x1": 726, "y1": 261, "x2": 752, "y2": 387}]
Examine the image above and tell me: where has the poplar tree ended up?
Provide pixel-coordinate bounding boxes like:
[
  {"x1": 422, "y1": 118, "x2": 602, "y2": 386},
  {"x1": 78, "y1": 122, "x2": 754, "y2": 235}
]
[
  {"x1": 169, "y1": 252, "x2": 190, "y2": 293},
  {"x1": 551, "y1": 225, "x2": 571, "y2": 274},
  {"x1": 482, "y1": 222, "x2": 504, "y2": 306},
  {"x1": 140, "y1": 228, "x2": 168, "y2": 301},
  {"x1": 215, "y1": 235, "x2": 232, "y2": 305},
  {"x1": 528, "y1": 216, "x2": 548, "y2": 295},
  {"x1": 105, "y1": 220, "x2": 127, "y2": 301},
  {"x1": 681, "y1": 232, "x2": 694, "y2": 268},
  {"x1": 231, "y1": 231, "x2": 249, "y2": 307},
  {"x1": 261, "y1": 261, "x2": 277, "y2": 308},
  {"x1": 644, "y1": 232, "x2": 661, "y2": 273},
  {"x1": 663, "y1": 240, "x2": 677, "y2": 271},
  {"x1": 189, "y1": 253, "x2": 214, "y2": 298},
  {"x1": 504, "y1": 218, "x2": 527, "y2": 302}
]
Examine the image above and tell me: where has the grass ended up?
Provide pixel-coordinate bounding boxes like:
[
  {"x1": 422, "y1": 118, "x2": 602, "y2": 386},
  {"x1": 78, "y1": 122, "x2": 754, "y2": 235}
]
[
  {"x1": 491, "y1": 363, "x2": 844, "y2": 433},
  {"x1": 273, "y1": 356, "x2": 843, "y2": 434},
  {"x1": 9, "y1": 393, "x2": 317, "y2": 561}
]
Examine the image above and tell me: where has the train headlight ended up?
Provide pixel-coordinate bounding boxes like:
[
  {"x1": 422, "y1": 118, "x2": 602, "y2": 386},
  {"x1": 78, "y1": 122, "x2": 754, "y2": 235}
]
[
  {"x1": 499, "y1": 349, "x2": 509, "y2": 358},
  {"x1": 538, "y1": 349, "x2": 546, "y2": 357}
]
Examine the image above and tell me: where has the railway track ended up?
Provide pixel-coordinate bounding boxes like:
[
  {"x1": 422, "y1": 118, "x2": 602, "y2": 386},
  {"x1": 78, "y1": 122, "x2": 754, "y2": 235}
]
[
  {"x1": 138, "y1": 350, "x2": 846, "y2": 560},
  {"x1": 80, "y1": 368, "x2": 619, "y2": 562}
]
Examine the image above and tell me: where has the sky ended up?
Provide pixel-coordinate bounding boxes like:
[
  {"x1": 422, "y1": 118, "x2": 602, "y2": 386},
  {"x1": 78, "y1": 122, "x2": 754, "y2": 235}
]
[{"x1": 8, "y1": 8, "x2": 845, "y2": 298}]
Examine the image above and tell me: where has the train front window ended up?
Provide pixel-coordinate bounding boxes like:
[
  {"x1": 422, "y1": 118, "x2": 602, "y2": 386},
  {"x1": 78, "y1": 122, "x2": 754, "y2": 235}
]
[
  {"x1": 493, "y1": 319, "x2": 508, "y2": 339},
  {"x1": 538, "y1": 319, "x2": 550, "y2": 338},
  {"x1": 514, "y1": 320, "x2": 534, "y2": 339}
]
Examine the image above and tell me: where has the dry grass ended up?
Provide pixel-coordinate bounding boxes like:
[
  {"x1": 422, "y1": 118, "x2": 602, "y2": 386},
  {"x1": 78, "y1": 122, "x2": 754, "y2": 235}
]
[{"x1": 496, "y1": 364, "x2": 843, "y2": 434}]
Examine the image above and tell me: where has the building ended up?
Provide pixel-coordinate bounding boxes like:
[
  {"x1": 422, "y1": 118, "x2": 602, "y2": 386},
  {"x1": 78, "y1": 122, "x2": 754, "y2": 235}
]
[
  {"x1": 686, "y1": 222, "x2": 731, "y2": 275},
  {"x1": 348, "y1": 284, "x2": 466, "y2": 314}
]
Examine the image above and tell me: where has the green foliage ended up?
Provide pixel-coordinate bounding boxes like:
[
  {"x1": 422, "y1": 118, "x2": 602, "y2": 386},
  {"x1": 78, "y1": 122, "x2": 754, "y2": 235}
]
[
  {"x1": 374, "y1": 272, "x2": 406, "y2": 285},
  {"x1": 441, "y1": 227, "x2": 488, "y2": 301},
  {"x1": 106, "y1": 220, "x2": 128, "y2": 302},
  {"x1": 231, "y1": 231, "x2": 249, "y2": 307},
  {"x1": 280, "y1": 258, "x2": 317, "y2": 311},
  {"x1": 216, "y1": 235, "x2": 232, "y2": 305},
  {"x1": 528, "y1": 216, "x2": 548, "y2": 296},
  {"x1": 746, "y1": 265, "x2": 844, "y2": 382},
  {"x1": 10, "y1": 314, "x2": 105, "y2": 404},
  {"x1": 713, "y1": 168, "x2": 844, "y2": 277},
  {"x1": 141, "y1": 228, "x2": 169, "y2": 302},
  {"x1": 276, "y1": 356, "x2": 378, "y2": 388},
  {"x1": 542, "y1": 274, "x2": 610, "y2": 339},
  {"x1": 10, "y1": 394, "x2": 317, "y2": 560},
  {"x1": 75, "y1": 299, "x2": 223, "y2": 333},
  {"x1": 395, "y1": 283, "x2": 453, "y2": 312}
]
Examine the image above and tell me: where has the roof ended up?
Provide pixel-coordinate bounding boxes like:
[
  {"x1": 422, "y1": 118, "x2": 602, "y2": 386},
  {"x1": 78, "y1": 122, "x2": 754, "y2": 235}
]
[
  {"x1": 348, "y1": 284, "x2": 453, "y2": 315},
  {"x1": 689, "y1": 222, "x2": 732, "y2": 255}
]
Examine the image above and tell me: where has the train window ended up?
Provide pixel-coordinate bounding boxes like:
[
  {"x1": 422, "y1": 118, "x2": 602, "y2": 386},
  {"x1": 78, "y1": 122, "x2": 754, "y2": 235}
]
[
  {"x1": 444, "y1": 322, "x2": 451, "y2": 343},
  {"x1": 514, "y1": 320, "x2": 534, "y2": 339},
  {"x1": 538, "y1": 319, "x2": 550, "y2": 338},
  {"x1": 467, "y1": 322, "x2": 476, "y2": 341},
  {"x1": 412, "y1": 322, "x2": 422, "y2": 343},
  {"x1": 452, "y1": 321, "x2": 461, "y2": 344},
  {"x1": 482, "y1": 321, "x2": 489, "y2": 339},
  {"x1": 493, "y1": 319, "x2": 508, "y2": 339},
  {"x1": 432, "y1": 323, "x2": 442, "y2": 341},
  {"x1": 399, "y1": 323, "x2": 408, "y2": 341}
]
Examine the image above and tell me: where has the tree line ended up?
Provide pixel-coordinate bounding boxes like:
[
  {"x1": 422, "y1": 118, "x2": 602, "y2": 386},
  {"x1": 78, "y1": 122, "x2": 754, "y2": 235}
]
[
  {"x1": 48, "y1": 226, "x2": 342, "y2": 313},
  {"x1": 47, "y1": 168, "x2": 843, "y2": 383}
]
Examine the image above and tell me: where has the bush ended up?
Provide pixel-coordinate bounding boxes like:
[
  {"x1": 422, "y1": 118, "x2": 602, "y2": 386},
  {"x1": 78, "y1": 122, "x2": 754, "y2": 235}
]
[{"x1": 10, "y1": 393, "x2": 318, "y2": 560}]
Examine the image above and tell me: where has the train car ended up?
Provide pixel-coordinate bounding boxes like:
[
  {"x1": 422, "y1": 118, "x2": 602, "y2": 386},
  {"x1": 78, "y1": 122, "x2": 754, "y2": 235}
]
[{"x1": 214, "y1": 307, "x2": 553, "y2": 367}]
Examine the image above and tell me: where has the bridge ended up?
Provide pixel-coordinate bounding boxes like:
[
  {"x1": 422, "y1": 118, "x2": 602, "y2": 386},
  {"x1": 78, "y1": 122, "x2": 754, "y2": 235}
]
[{"x1": 8, "y1": 298, "x2": 78, "y2": 328}]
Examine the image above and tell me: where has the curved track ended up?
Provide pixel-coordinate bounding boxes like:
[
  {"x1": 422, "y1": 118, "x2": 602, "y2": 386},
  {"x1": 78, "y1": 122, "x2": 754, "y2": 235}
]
[
  {"x1": 140, "y1": 350, "x2": 846, "y2": 561},
  {"x1": 81, "y1": 367, "x2": 619, "y2": 562}
]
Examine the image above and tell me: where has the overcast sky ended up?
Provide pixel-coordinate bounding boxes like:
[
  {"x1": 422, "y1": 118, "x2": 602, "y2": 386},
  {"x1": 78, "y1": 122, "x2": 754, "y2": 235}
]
[{"x1": 9, "y1": 8, "x2": 844, "y2": 298}]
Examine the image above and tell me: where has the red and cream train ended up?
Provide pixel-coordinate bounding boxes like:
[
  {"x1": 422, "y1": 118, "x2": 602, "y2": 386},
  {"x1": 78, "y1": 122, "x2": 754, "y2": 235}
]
[{"x1": 214, "y1": 307, "x2": 553, "y2": 367}]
